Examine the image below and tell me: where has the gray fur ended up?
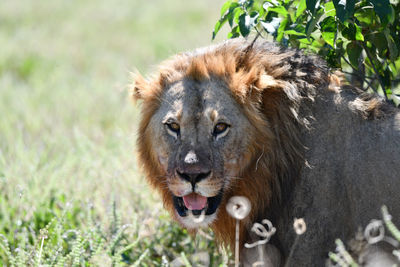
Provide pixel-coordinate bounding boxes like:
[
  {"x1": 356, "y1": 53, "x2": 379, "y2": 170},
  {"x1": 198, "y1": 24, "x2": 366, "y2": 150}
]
[{"x1": 276, "y1": 88, "x2": 400, "y2": 266}]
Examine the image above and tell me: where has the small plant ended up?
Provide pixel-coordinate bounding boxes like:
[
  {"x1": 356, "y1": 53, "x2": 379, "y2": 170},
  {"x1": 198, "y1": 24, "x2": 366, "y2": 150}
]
[
  {"x1": 0, "y1": 194, "x2": 223, "y2": 266},
  {"x1": 328, "y1": 205, "x2": 400, "y2": 266}
]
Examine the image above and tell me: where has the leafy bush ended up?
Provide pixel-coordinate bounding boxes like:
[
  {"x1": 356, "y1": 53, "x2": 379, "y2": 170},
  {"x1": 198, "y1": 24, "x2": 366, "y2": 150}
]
[
  {"x1": 328, "y1": 206, "x2": 400, "y2": 266},
  {"x1": 213, "y1": 0, "x2": 400, "y2": 105}
]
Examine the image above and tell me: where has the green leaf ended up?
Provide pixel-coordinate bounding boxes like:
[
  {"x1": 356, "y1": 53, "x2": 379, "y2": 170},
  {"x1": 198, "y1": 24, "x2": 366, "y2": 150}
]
[
  {"x1": 220, "y1": 0, "x2": 233, "y2": 16},
  {"x1": 284, "y1": 30, "x2": 306, "y2": 36},
  {"x1": 292, "y1": 23, "x2": 306, "y2": 34},
  {"x1": 326, "y1": 49, "x2": 342, "y2": 68},
  {"x1": 306, "y1": 0, "x2": 317, "y2": 14},
  {"x1": 212, "y1": 18, "x2": 227, "y2": 40},
  {"x1": 298, "y1": 37, "x2": 313, "y2": 45},
  {"x1": 320, "y1": 16, "x2": 336, "y2": 32},
  {"x1": 230, "y1": 7, "x2": 244, "y2": 27},
  {"x1": 384, "y1": 29, "x2": 398, "y2": 61},
  {"x1": 321, "y1": 32, "x2": 335, "y2": 47},
  {"x1": 305, "y1": 9, "x2": 323, "y2": 39},
  {"x1": 324, "y1": 2, "x2": 336, "y2": 17},
  {"x1": 213, "y1": 4, "x2": 238, "y2": 40},
  {"x1": 255, "y1": 1, "x2": 266, "y2": 18},
  {"x1": 212, "y1": 20, "x2": 222, "y2": 40},
  {"x1": 276, "y1": 17, "x2": 289, "y2": 42},
  {"x1": 354, "y1": 6, "x2": 374, "y2": 25},
  {"x1": 342, "y1": 23, "x2": 363, "y2": 41},
  {"x1": 295, "y1": 0, "x2": 307, "y2": 20},
  {"x1": 346, "y1": 41, "x2": 363, "y2": 69},
  {"x1": 269, "y1": 6, "x2": 289, "y2": 17},
  {"x1": 333, "y1": 0, "x2": 355, "y2": 23},
  {"x1": 228, "y1": 25, "x2": 241, "y2": 38},
  {"x1": 366, "y1": 32, "x2": 388, "y2": 55},
  {"x1": 238, "y1": 14, "x2": 251, "y2": 37},
  {"x1": 320, "y1": 17, "x2": 336, "y2": 47},
  {"x1": 354, "y1": 23, "x2": 364, "y2": 41},
  {"x1": 368, "y1": 0, "x2": 394, "y2": 25}
]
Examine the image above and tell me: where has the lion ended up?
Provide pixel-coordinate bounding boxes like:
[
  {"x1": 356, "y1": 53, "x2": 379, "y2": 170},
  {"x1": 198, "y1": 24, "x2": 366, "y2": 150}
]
[{"x1": 131, "y1": 38, "x2": 400, "y2": 266}]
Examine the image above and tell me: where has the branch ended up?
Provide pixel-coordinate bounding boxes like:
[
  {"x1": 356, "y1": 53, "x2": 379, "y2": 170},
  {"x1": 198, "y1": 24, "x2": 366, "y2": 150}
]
[
  {"x1": 361, "y1": 42, "x2": 389, "y2": 101},
  {"x1": 341, "y1": 71, "x2": 374, "y2": 81},
  {"x1": 341, "y1": 56, "x2": 369, "y2": 92},
  {"x1": 246, "y1": 31, "x2": 261, "y2": 52},
  {"x1": 364, "y1": 77, "x2": 377, "y2": 92}
]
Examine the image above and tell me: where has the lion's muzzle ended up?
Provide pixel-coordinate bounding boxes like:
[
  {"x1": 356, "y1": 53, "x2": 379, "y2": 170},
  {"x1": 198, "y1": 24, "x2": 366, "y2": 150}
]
[
  {"x1": 170, "y1": 149, "x2": 223, "y2": 219},
  {"x1": 176, "y1": 170, "x2": 211, "y2": 188},
  {"x1": 172, "y1": 169, "x2": 223, "y2": 218},
  {"x1": 173, "y1": 170, "x2": 222, "y2": 217}
]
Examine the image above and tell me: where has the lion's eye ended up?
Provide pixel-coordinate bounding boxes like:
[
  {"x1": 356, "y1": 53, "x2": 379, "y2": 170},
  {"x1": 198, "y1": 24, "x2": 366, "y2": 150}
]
[
  {"x1": 213, "y1": 122, "x2": 229, "y2": 136},
  {"x1": 166, "y1": 122, "x2": 180, "y2": 133}
]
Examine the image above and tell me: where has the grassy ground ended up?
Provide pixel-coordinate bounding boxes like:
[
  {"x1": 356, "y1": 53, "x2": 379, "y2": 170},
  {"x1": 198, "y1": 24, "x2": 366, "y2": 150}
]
[{"x1": 0, "y1": 0, "x2": 228, "y2": 265}]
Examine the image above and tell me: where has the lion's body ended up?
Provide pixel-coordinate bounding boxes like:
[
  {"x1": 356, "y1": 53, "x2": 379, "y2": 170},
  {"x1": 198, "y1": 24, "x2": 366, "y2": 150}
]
[
  {"x1": 277, "y1": 86, "x2": 400, "y2": 265},
  {"x1": 285, "y1": 86, "x2": 400, "y2": 265},
  {"x1": 132, "y1": 38, "x2": 400, "y2": 265}
]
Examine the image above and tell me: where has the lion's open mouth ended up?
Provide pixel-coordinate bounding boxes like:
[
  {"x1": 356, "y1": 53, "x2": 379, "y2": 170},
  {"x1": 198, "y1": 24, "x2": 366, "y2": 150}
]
[{"x1": 173, "y1": 191, "x2": 223, "y2": 217}]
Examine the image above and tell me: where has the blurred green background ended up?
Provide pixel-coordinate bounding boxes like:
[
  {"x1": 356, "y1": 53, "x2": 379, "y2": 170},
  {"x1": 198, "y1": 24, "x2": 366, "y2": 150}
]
[{"x1": 0, "y1": 0, "x2": 228, "y2": 265}]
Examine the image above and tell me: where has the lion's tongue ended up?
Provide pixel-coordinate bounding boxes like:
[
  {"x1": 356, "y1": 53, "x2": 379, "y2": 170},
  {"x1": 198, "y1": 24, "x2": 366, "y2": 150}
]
[{"x1": 183, "y1": 193, "x2": 207, "y2": 210}]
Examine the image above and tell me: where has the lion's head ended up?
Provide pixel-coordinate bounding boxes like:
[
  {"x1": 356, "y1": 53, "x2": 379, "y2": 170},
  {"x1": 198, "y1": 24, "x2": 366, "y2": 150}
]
[{"x1": 132, "y1": 38, "x2": 332, "y2": 246}]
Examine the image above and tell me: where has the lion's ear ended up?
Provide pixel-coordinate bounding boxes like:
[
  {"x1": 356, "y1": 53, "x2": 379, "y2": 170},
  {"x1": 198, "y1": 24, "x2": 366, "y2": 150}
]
[{"x1": 130, "y1": 71, "x2": 150, "y2": 102}]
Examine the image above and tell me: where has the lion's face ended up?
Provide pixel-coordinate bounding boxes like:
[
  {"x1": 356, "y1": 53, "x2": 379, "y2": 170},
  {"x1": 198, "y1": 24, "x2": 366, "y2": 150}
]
[
  {"x1": 147, "y1": 78, "x2": 253, "y2": 228},
  {"x1": 133, "y1": 38, "x2": 340, "y2": 249}
]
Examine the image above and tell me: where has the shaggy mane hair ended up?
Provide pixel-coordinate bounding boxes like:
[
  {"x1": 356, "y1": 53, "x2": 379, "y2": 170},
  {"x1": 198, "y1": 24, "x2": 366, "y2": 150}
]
[{"x1": 131, "y1": 39, "x2": 386, "y2": 248}]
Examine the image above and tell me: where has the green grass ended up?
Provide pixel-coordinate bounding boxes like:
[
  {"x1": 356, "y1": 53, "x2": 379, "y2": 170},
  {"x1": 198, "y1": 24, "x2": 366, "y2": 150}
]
[{"x1": 0, "y1": 0, "x2": 229, "y2": 265}]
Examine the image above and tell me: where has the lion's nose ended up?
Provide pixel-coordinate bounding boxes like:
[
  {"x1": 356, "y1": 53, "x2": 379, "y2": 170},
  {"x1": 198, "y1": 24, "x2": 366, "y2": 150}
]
[{"x1": 176, "y1": 170, "x2": 211, "y2": 186}]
